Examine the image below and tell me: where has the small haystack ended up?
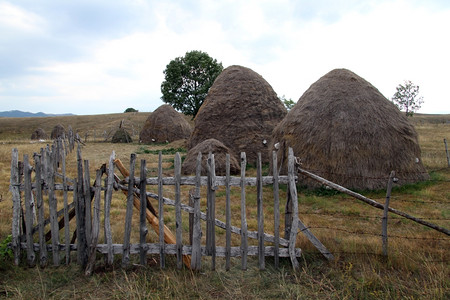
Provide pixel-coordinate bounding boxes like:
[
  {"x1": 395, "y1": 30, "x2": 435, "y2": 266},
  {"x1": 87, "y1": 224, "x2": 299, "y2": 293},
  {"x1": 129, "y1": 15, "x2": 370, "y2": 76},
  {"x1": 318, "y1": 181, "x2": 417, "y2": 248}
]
[
  {"x1": 189, "y1": 65, "x2": 287, "y2": 164},
  {"x1": 112, "y1": 128, "x2": 132, "y2": 143},
  {"x1": 182, "y1": 138, "x2": 240, "y2": 176},
  {"x1": 139, "y1": 105, "x2": 192, "y2": 143},
  {"x1": 31, "y1": 128, "x2": 48, "y2": 140},
  {"x1": 271, "y1": 68, "x2": 429, "y2": 190},
  {"x1": 51, "y1": 124, "x2": 66, "y2": 139}
]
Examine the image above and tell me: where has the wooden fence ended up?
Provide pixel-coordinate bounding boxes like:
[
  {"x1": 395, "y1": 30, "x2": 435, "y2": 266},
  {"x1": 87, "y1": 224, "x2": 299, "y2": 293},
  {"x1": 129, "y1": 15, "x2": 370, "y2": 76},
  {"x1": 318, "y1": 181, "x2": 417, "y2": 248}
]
[{"x1": 10, "y1": 142, "x2": 332, "y2": 273}]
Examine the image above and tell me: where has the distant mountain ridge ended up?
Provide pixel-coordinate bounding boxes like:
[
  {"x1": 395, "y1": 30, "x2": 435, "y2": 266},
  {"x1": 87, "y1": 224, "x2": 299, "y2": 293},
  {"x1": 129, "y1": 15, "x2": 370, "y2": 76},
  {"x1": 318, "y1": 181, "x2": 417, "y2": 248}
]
[{"x1": 0, "y1": 110, "x2": 75, "y2": 117}]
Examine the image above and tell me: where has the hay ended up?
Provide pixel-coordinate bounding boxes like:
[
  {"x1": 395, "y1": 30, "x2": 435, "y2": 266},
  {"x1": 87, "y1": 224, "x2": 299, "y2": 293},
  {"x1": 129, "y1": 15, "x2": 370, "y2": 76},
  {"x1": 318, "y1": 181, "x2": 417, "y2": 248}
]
[
  {"x1": 189, "y1": 65, "x2": 287, "y2": 164},
  {"x1": 139, "y1": 105, "x2": 192, "y2": 143},
  {"x1": 50, "y1": 124, "x2": 66, "y2": 139},
  {"x1": 182, "y1": 138, "x2": 240, "y2": 176},
  {"x1": 31, "y1": 128, "x2": 48, "y2": 140},
  {"x1": 112, "y1": 128, "x2": 132, "y2": 143},
  {"x1": 270, "y1": 68, "x2": 429, "y2": 190}
]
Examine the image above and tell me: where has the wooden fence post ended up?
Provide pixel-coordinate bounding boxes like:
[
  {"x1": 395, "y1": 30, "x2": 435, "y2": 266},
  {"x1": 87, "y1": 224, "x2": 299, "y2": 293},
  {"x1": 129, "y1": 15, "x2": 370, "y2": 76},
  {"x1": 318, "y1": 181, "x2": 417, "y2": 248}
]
[
  {"x1": 257, "y1": 153, "x2": 265, "y2": 270},
  {"x1": 158, "y1": 152, "x2": 165, "y2": 269},
  {"x1": 47, "y1": 147, "x2": 60, "y2": 266},
  {"x1": 122, "y1": 153, "x2": 136, "y2": 267},
  {"x1": 139, "y1": 159, "x2": 148, "y2": 266},
  {"x1": 190, "y1": 152, "x2": 202, "y2": 270},
  {"x1": 61, "y1": 142, "x2": 70, "y2": 265},
  {"x1": 225, "y1": 154, "x2": 231, "y2": 271},
  {"x1": 174, "y1": 152, "x2": 183, "y2": 269},
  {"x1": 272, "y1": 151, "x2": 280, "y2": 269},
  {"x1": 76, "y1": 145, "x2": 87, "y2": 267},
  {"x1": 382, "y1": 171, "x2": 395, "y2": 257},
  {"x1": 10, "y1": 149, "x2": 21, "y2": 265},
  {"x1": 444, "y1": 139, "x2": 450, "y2": 167},
  {"x1": 287, "y1": 148, "x2": 299, "y2": 270},
  {"x1": 34, "y1": 153, "x2": 48, "y2": 267},
  {"x1": 206, "y1": 152, "x2": 217, "y2": 270},
  {"x1": 23, "y1": 155, "x2": 36, "y2": 267},
  {"x1": 84, "y1": 160, "x2": 92, "y2": 247},
  {"x1": 104, "y1": 151, "x2": 115, "y2": 266},
  {"x1": 240, "y1": 152, "x2": 248, "y2": 270}
]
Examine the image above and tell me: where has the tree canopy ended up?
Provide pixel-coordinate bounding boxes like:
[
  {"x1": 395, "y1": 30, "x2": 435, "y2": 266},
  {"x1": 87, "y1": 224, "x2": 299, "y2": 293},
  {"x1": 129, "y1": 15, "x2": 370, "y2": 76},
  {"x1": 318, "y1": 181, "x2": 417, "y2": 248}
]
[
  {"x1": 161, "y1": 50, "x2": 223, "y2": 117},
  {"x1": 124, "y1": 107, "x2": 138, "y2": 113},
  {"x1": 391, "y1": 80, "x2": 424, "y2": 117}
]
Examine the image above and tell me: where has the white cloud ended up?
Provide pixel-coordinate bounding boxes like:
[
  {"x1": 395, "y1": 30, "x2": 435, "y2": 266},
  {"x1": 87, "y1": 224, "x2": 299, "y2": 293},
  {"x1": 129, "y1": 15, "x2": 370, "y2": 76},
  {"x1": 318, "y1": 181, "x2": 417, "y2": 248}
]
[{"x1": 0, "y1": 1, "x2": 46, "y2": 33}]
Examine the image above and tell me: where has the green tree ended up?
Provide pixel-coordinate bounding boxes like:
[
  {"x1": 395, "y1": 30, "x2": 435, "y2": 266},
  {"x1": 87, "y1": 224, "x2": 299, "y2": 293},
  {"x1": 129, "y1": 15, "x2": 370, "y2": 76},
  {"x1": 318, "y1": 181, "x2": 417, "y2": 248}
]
[
  {"x1": 124, "y1": 107, "x2": 138, "y2": 113},
  {"x1": 280, "y1": 95, "x2": 296, "y2": 110},
  {"x1": 161, "y1": 50, "x2": 223, "y2": 117},
  {"x1": 391, "y1": 80, "x2": 424, "y2": 117}
]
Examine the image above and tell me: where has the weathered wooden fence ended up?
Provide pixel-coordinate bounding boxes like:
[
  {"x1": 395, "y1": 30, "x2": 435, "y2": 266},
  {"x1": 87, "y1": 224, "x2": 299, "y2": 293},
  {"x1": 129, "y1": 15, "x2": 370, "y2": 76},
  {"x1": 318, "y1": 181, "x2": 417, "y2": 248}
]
[{"x1": 10, "y1": 144, "x2": 332, "y2": 273}]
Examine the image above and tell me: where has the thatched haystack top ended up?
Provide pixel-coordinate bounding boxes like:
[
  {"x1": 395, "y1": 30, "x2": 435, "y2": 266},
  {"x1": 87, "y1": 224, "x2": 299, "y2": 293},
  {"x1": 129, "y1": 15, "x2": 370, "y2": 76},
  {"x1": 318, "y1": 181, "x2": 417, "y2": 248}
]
[
  {"x1": 112, "y1": 128, "x2": 132, "y2": 143},
  {"x1": 182, "y1": 138, "x2": 240, "y2": 176},
  {"x1": 51, "y1": 124, "x2": 66, "y2": 139},
  {"x1": 189, "y1": 65, "x2": 287, "y2": 164},
  {"x1": 31, "y1": 128, "x2": 48, "y2": 140},
  {"x1": 140, "y1": 105, "x2": 192, "y2": 143},
  {"x1": 271, "y1": 68, "x2": 428, "y2": 190}
]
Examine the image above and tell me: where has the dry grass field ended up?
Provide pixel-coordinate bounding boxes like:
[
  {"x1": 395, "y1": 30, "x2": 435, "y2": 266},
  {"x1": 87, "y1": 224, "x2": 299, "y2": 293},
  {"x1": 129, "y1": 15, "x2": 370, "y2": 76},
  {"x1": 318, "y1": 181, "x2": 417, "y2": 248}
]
[{"x1": 0, "y1": 113, "x2": 448, "y2": 299}]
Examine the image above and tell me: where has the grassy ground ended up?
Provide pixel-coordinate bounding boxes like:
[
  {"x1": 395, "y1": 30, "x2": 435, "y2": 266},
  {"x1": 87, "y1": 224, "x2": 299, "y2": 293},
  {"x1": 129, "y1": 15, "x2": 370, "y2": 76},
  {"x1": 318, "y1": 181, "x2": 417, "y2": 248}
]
[{"x1": 0, "y1": 113, "x2": 448, "y2": 299}]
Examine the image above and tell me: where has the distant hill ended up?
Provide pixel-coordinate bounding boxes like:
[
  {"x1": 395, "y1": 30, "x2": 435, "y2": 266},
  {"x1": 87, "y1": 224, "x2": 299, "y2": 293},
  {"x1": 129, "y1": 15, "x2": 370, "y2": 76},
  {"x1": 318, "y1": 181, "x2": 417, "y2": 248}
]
[{"x1": 0, "y1": 110, "x2": 75, "y2": 118}]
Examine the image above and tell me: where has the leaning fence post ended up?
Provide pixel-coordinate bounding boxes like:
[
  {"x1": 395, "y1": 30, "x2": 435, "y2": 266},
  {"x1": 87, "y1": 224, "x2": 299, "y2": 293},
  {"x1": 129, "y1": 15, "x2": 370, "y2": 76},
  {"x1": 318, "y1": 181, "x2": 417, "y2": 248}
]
[
  {"x1": 139, "y1": 159, "x2": 148, "y2": 266},
  {"x1": 444, "y1": 139, "x2": 450, "y2": 167},
  {"x1": 61, "y1": 143, "x2": 70, "y2": 265},
  {"x1": 382, "y1": 171, "x2": 395, "y2": 257},
  {"x1": 104, "y1": 151, "x2": 115, "y2": 266},
  {"x1": 76, "y1": 145, "x2": 87, "y2": 267},
  {"x1": 34, "y1": 152, "x2": 48, "y2": 267},
  {"x1": 256, "y1": 153, "x2": 265, "y2": 270},
  {"x1": 10, "y1": 149, "x2": 21, "y2": 265},
  {"x1": 206, "y1": 152, "x2": 217, "y2": 270},
  {"x1": 48, "y1": 147, "x2": 60, "y2": 266},
  {"x1": 272, "y1": 150, "x2": 280, "y2": 269}
]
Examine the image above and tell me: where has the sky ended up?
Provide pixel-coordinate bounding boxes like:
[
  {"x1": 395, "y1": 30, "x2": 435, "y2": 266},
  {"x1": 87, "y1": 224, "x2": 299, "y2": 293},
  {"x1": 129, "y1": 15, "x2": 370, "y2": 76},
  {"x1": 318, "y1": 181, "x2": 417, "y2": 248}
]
[{"x1": 0, "y1": 0, "x2": 449, "y2": 115}]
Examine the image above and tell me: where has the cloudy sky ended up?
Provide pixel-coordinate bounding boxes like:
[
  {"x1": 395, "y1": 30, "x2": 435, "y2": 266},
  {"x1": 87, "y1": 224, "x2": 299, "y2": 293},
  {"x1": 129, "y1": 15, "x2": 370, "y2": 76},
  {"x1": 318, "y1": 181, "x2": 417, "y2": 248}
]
[{"x1": 0, "y1": 0, "x2": 449, "y2": 115}]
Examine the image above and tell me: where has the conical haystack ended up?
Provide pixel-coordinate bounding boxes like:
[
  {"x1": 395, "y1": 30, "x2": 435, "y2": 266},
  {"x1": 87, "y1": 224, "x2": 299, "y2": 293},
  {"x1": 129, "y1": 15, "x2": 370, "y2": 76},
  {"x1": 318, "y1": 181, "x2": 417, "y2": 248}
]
[
  {"x1": 31, "y1": 128, "x2": 48, "y2": 140},
  {"x1": 271, "y1": 68, "x2": 429, "y2": 190},
  {"x1": 112, "y1": 128, "x2": 132, "y2": 143},
  {"x1": 51, "y1": 124, "x2": 66, "y2": 139},
  {"x1": 189, "y1": 65, "x2": 287, "y2": 163},
  {"x1": 182, "y1": 138, "x2": 240, "y2": 175},
  {"x1": 139, "y1": 105, "x2": 192, "y2": 143}
]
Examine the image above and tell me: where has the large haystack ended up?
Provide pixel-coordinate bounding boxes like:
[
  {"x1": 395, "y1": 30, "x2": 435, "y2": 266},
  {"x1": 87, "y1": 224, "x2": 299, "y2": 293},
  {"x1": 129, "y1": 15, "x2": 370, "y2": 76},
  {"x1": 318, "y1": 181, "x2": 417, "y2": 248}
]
[
  {"x1": 51, "y1": 124, "x2": 66, "y2": 139},
  {"x1": 271, "y1": 68, "x2": 429, "y2": 190},
  {"x1": 31, "y1": 128, "x2": 48, "y2": 140},
  {"x1": 189, "y1": 65, "x2": 287, "y2": 164},
  {"x1": 139, "y1": 105, "x2": 192, "y2": 143},
  {"x1": 182, "y1": 138, "x2": 240, "y2": 175}
]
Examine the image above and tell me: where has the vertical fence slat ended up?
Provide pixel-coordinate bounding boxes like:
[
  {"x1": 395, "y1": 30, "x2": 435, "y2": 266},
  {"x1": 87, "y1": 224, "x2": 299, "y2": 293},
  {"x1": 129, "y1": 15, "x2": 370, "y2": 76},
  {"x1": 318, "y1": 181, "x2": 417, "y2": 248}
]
[
  {"x1": 34, "y1": 152, "x2": 48, "y2": 267},
  {"x1": 23, "y1": 155, "x2": 36, "y2": 267},
  {"x1": 122, "y1": 154, "x2": 136, "y2": 267},
  {"x1": 104, "y1": 151, "x2": 115, "y2": 266},
  {"x1": 174, "y1": 152, "x2": 183, "y2": 269},
  {"x1": 225, "y1": 154, "x2": 231, "y2": 271},
  {"x1": 61, "y1": 143, "x2": 70, "y2": 265},
  {"x1": 287, "y1": 148, "x2": 299, "y2": 270},
  {"x1": 382, "y1": 171, "x2": 395, "y2": 257},
  {"x1": 76, "y1": 145, "x2": 87, "y2": 267},
  {"x1": 47, "y1": 147, "x2": 60, "y2": 266},
  {"x1": 206, "y1": 153, "x2": 217, "y2": 270},
  {"x1": 191, "y1": 152, "x2": 202, "y2": 270},
  {"x1": 272, "y1": 151, "x2": 280, "y2": 269},
  {"x1": 10, "y1": 149, "x2": 21, "y2": 265},
  {"x1": 158, "y1": 152, "x2": 165, "y2": 269},
  {"x1": 256, "y1": 153, "x2": 265, "y2": 270},
  {"x1": 240, "y1": 152, "x2": 248, "y2": 270},
  {"x1": 139, "y1": 159, "x2": 148, "y2": 266},
  {"x1": 85, "y1": 169, "x2": 103, "y2": 276},
  {"x1": 84, "y1": 160, "x2": 92, "y2": 248}
]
